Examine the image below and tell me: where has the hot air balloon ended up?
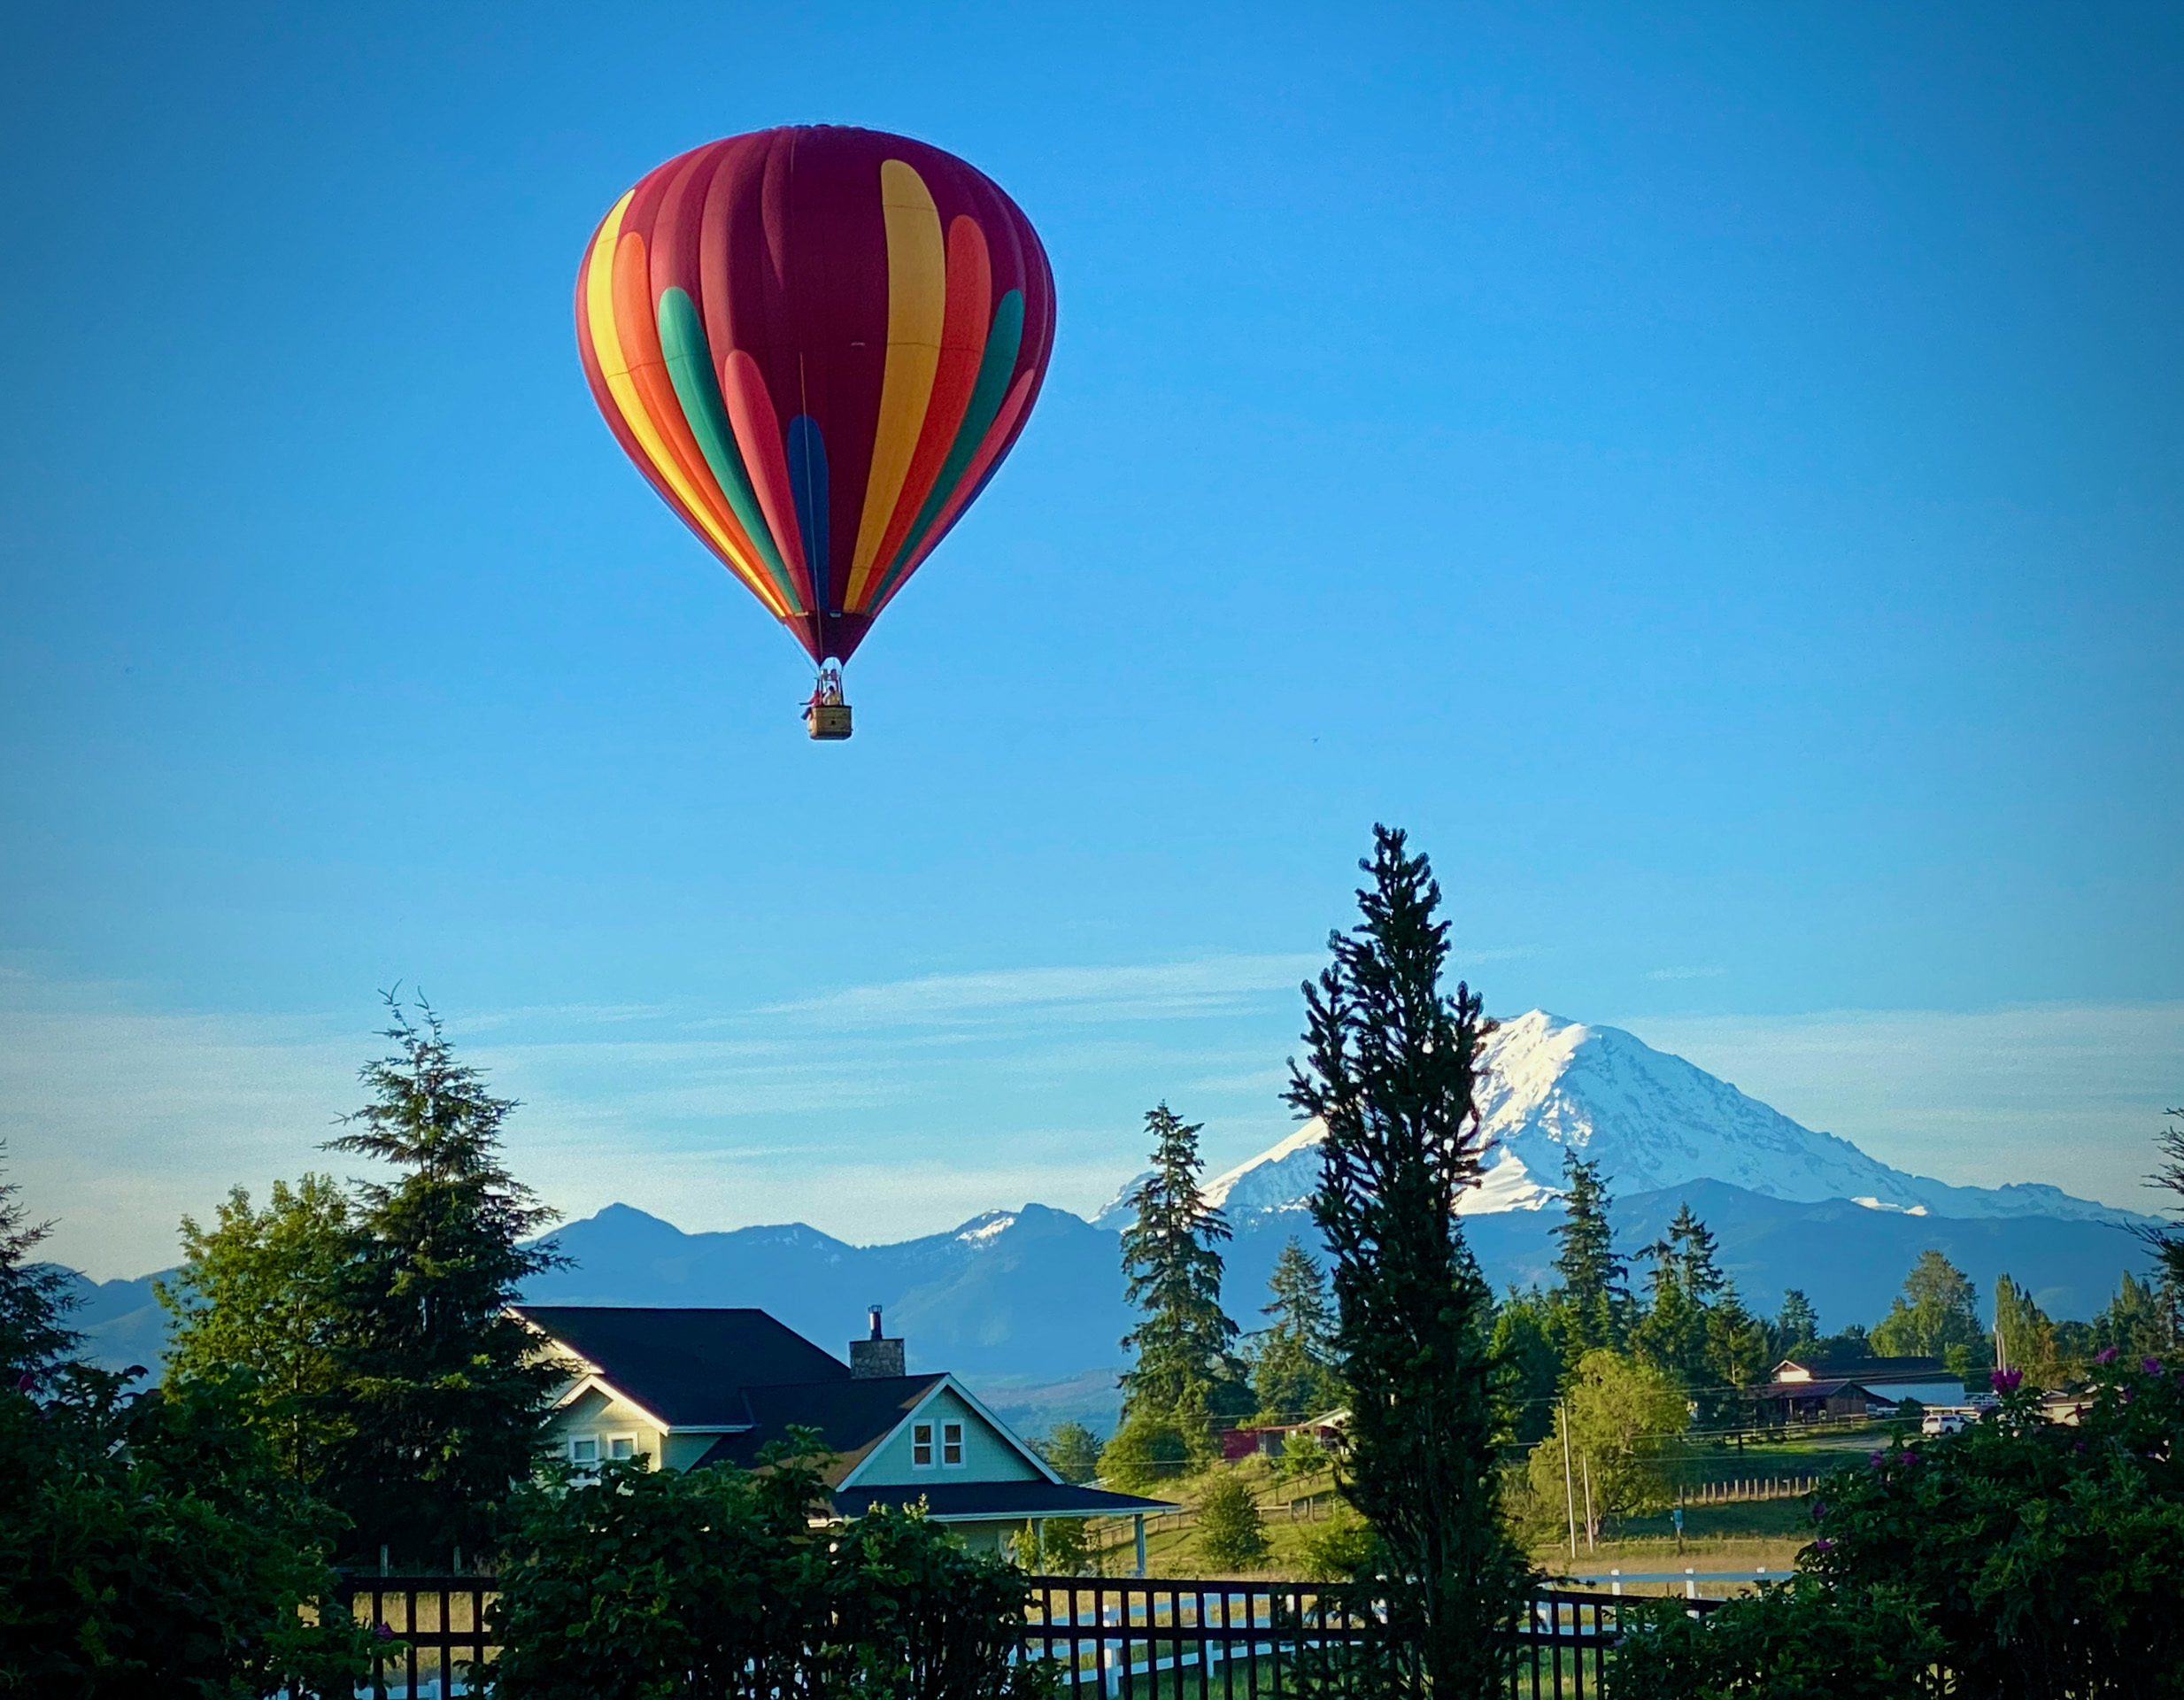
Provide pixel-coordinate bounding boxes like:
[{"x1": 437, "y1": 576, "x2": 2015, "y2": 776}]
[{"x1": 575, "y1": 126, "x2": 1057, "y2": 739}]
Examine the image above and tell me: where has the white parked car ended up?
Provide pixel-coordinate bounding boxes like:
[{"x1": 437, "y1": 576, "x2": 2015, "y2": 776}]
[{"x1": 1921, "y1": 1410, "x2": 1972, "y2": 1435}]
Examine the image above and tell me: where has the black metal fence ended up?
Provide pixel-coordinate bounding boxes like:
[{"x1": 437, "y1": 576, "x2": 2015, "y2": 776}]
[
  {"x1": 329, "y1": 1572, "x2": 1718, "y2": 1699},
  {"x1": 332, "y1": 1574, "x2": 495, "y2": 1698},
  {"x1": 1024, "y1": 1577, "x2": 1717, "y2": 1700}
]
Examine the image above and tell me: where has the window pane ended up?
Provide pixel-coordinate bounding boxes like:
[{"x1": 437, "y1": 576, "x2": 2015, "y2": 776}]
[
  {"x1": 913, "y1": 1423, "x2": 933, "y2": 1466},
  {"x1": 570, "y1": 1439, "x2": 598, "y2": 1463},
  {"x1": 943, "y1": 1422, "x2": 963, "y2": 1465},
  {"x1": 608, "y1": 1436, "x2": 635, "y2": 1460}
]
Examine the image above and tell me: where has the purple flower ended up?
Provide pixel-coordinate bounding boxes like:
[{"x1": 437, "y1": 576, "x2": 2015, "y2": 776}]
[
  {"x1": 2143, "y1": 1358, "x2": 2162, "y2": 1375},
  {"x1": 2072, "y1": 1441, "x2": 2086, "y2": 1452},
  {"x1": 1991, "y1": 1369, "x2": 2023, "y2": 1393},
  {"x1": 374, "y1": 1624, "x2": 395, "y2": 1642},
  {"x1": 14, "y1": 1372, "x2": 35, "y2": 1395},
  {"x1": 1869, "y1": 1450, "x2": 1887, "y2": 1466},
  {"x1": 1810, "y1": 1500, "x2": 1827, "y2": 1520},
  {"x1": 1814, "y1": 1538, "x2": 1836, "y2": 1552},
  {"x1": 2095, "y1": 1347, "x2": 2120, "y2": 1365}
]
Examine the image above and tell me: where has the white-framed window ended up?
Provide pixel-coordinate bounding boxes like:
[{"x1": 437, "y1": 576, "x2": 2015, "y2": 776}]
[
  {"x1": 942, "y1": 1422, "x2": 964, "y2": 1467},
  {"x1": 567, "y1": 1437, "x2": 598, "y2": 1464},
  {"x1": 912, "y1": 1422, "x2": 935, "y2": 1467},
  {"x1": 607, "y1": 1434, "x2": 638, "y2": 1463}
]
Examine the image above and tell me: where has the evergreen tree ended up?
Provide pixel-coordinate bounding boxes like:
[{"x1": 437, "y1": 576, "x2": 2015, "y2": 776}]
[
  {"x1": 0, "y1": 1142, "x2": 78, "y2": 1380},
  {"x1": 1632, "y1": 1202, "x2": 1762, "y2": 1421},
  {"x1": 157, "y1": 1174, "x2": 354, "y2": 1482},
  {"x1": 1871, "y1": 1250, "x2": 1986, "y2": 1366},
  {"x1": 1287, "y1": 825, "x2": 1529, "y2": 1697},
  {"x1": 1117, "y1": 1103, "x2": 1247, "y2": 1432},
  {"x1": 1249, "y1": 1237, "x2": 1343, "y2": 1421},
  {"x1": 2092, "y1": 1271, "x2": 2174, "y2": 1359},
  {"x1": 1547, "y1": 1154, "x2": 1627, "y2": 1357},
  {"x1": 1488, "y1": 1290, "x2": 1561, "y2": 1446},
  {"x1": 1772, "y1": 1289, "x2": 1819, "y2": 1359},
  {"x1": 318, "y1": 995, "x2": 567, "y2": 1565}
]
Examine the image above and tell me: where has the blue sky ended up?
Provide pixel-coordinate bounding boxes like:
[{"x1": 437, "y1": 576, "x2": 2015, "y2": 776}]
[{"x1": 4, "y1": 2, "x2": 2179, "y2": 1278}]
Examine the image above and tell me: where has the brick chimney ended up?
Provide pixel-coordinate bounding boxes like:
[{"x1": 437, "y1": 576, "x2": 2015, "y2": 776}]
[{"x1": 849, "y1": 1304, "x2": 905, "y2": 1379}]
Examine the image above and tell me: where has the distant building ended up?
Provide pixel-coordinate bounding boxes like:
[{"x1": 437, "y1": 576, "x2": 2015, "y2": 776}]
[
  {"x1": 1745, "y1": 1354, "x2": 1966, "y2": 1424},
  {"x1": 514, "y1": 1303, "x2": 1175, "y2": 1555}
]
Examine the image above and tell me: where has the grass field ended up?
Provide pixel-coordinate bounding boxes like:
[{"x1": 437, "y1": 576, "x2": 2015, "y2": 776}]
[{"x1": 1068, "y1": 1425, "x2": 1895, "y2": 1584}]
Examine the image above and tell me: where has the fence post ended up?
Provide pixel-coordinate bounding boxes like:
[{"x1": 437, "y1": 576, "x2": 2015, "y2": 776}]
[
  {"x1": 1685, "y1": 1569, "x2": 1697, "y2": 1601},
  {"x1": 1133, "y1": 1515, "x2": 1146, "y2": 1580}
]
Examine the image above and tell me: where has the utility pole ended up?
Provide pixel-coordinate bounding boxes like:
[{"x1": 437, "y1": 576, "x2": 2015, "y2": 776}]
[
  {"x1": 1558, "y1": 1402, "x2": 1578, "y2": 1562},
  {"x1": 1582, "y1": 1455, "x2": 1596, "y2": 1554}
]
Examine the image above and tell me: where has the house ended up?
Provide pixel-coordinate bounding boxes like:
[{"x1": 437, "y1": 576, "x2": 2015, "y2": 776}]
[
  {"x1": 1219, "y1": 1409, "x2": 1349, "y2": 1462},
  {"x1": 514, "y1": 1303, "x2": 1176, "y2": 1557},
  {"x1": 1746, "y1": 1353, "x2": 1966, "y2": 1425}
]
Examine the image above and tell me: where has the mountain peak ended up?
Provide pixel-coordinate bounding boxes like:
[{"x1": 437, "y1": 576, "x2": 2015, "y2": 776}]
[{"x1": 1103, "y1": 1009, "x2": 2146, "y2": 1231}]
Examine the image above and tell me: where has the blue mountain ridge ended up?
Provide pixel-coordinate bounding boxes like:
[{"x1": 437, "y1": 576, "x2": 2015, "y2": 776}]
[{"x1": 50, "y1": 1183, "x2": 2161, "y2": 1434}]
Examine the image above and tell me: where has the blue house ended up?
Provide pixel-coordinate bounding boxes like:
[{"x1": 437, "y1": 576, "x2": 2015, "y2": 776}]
[{"x1": 515, "y1": 1303, "x2": 1172, "y2": 1559}]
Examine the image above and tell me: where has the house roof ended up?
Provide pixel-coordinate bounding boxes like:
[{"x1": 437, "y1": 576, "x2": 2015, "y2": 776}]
[
  {"x1": 693, "y1": 1374, "x2": 947, "y2": 1483},
  {"x1": 1748, "y1": 1379, "x2": 1881, "y2": 1401},
  {"x1": 830, "y1": 1480, "x2": 1180, "y2": 1522},
  {"x1": 1775, "y1": 1355, "x2": 1954, "y2": 1386},
  {"x1": 513, "y1": 1306, "x2": 848, "y2": 1428}
]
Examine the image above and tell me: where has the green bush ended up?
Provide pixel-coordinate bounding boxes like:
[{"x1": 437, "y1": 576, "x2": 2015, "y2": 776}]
[
  {"x1": 1297, "y1": 1509, "x2": 1378, "y2": 1581},
  {"x1": 1195, "y1": 1472, "x2": 1269, "y2": 1571},
  {"x1": 0, "y1": 1366, "x2": 373, "y2": 1699},
  {"x1": 1608, "y1": 1358, "x2": 2184, "y2": 1697},
  {"x1": 490, "y1": 1441, "x2": 1050, "y2": 1700},
  {"x1": 1607, "y1": 1578, "x2": 1946, "y2": 1698}
]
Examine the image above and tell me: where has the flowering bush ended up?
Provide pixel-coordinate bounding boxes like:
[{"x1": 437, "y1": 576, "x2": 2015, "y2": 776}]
[{"x1": 1609, "y1": 1358, "x2": 2184, "y2": 1698}]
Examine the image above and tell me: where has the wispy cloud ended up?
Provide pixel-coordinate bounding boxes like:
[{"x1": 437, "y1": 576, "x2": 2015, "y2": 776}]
[
  {"x1": 1645, "y1": 965, "x2": 1728, "y2": 981},
  {"x1": 753, "y1": 954, "x2": 1322, "y2": 1026}
]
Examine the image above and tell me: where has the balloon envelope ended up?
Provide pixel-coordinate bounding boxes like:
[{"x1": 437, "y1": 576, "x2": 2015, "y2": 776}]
[{"x1": 575, "y1": 126, "x2": 1057, "y2": 666}]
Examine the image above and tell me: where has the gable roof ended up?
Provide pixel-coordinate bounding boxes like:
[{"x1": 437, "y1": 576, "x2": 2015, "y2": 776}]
[
  {"x1": 695, "y1": 1374, "x2": 948, "y2": 1482},
  {"x1": 514, "y1": 1305, "x2": 848, "y2": 1428},
  {"x1": 1776, "y1": 1354, "x2": 1952, "y2": 1385}
]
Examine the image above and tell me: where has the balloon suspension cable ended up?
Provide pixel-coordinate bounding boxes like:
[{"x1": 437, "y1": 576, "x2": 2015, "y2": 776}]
[{"x1": 804, "y1": 664, "x2": 852, "y2": 741}]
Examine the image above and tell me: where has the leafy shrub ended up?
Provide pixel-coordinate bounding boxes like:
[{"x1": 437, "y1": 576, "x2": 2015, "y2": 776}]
[
  {"x1": 0, "y1": 1365, "x2": 373, "y2": 1699},
  {"x1": 1278, "y1": 1429, "x2": 1331, "y2": 1480},
  {"x1": 490, "y1": 1441, "x2": 1050, "y2": 1700},
  {"x1": 1802, "y1": 1361, "x2": 2184, "y2": 1696},
  {"x1": 1607, "y1": 1578, "x2": 1946, "y2": 1698},
  {"x1": 1195, "y1": 1472, "x2": 1269, "y2": 1571},
  {"x1": 1608, "y1": 1359, "x2": 2184, "y2": 1697},
  {"x1": 1297, "y1": 1509, "x2": 1378, "y2": 1581}
]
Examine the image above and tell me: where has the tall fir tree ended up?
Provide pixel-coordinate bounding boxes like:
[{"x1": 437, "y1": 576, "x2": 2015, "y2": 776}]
[
  {"x1": 0, "y1": 1143, "x2": 79, "y2": 1380},
  {"x1": 318, "y1": 996, "x2": 567, "y2": 1565},
  {"x1": 1249, "y1": 1237, "x2": 1343, "y2": 1421},
  {"x1": 1287, "y1": 826, "x2": 1530, "y2": 1698},
  {"x1": 1117, "y1": 1103, "x2": 1248, "y2": 1431},
  {"x1": 1487, "y1": 1290, "x2": 1561, "y2": 1446},
  {"x1": 1772, "y1": 1289, "x2": 1820, "y2": 1358},
  {"x1": 1547, "y1": 1154, "x2": 1627, "y2": 1357}
]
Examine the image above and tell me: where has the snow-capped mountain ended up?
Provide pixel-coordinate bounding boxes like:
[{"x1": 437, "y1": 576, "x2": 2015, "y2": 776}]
[{"x1": 1101, "y1": 1010, "x2": 2147, "y2": 1231}]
